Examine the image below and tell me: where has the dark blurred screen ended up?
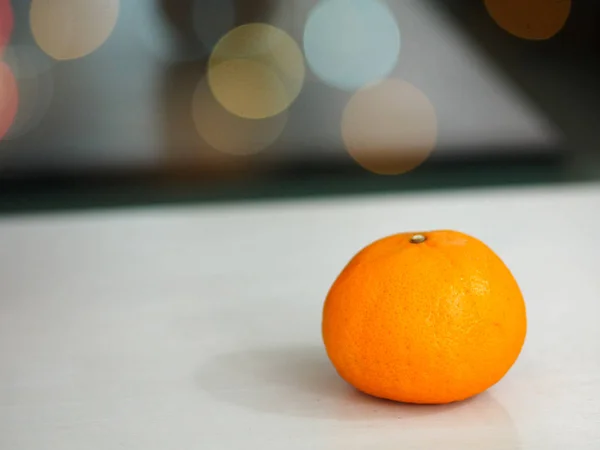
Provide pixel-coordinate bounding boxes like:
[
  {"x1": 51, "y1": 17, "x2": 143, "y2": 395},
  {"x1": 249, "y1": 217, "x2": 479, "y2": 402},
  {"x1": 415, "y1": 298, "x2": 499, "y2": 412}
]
[{"x1": 0, "y1": 0, "x2": 598, "y2": 185}]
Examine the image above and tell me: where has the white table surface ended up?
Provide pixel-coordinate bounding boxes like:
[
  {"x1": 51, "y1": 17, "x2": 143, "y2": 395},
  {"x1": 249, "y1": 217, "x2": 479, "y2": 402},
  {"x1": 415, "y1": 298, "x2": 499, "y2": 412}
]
[{"x1": 1, "y1": 183, "x2": 599, "y2": 449}]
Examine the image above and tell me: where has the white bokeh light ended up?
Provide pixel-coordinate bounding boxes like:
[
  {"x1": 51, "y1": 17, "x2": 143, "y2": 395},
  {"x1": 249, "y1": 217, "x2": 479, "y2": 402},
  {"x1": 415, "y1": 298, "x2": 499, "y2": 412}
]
[{"x1": 303, "y1": 0, "x2": 400, "y2": 91}]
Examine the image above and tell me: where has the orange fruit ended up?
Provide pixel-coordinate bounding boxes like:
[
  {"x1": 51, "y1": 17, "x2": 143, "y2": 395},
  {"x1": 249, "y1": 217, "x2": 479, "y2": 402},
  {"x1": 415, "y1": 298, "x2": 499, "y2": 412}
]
[{"x1": 322, "y1": 230, "x2": 527, "y2": 404}]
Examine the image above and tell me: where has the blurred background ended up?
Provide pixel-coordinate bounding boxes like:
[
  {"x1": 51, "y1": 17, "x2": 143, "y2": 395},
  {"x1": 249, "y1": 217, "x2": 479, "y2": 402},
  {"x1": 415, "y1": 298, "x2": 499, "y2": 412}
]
[{"x1": 0, "y1": 0, "x2": 599, "y2": 213}]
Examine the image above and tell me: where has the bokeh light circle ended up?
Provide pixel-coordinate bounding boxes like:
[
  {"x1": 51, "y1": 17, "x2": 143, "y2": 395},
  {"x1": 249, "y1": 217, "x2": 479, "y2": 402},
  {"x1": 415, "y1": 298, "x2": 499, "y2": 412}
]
[
  {"x1": 303, "y1": 0, "x2": 400, "y2": 91},
  {"x1": 209, "y1": 59, "x2": 289, "y2": 120},
  {"x1": 0, "y1": 0, "x2": 14, "y2": 56},
  {"x1": 0, "y1": 62, "x2": 19, "y2": 141},
  {"x1": 208, "y1": 23, "x2": 305, "y2": 119},
  {"x1": 2, "y1": 45, "x2": 54, "y2": 140},
  {"x1": 341, "y1": 79, "x2": 437, "y2": 175},
  {"x1": 192, "y1": 78, "x2": 288, "y2": 156},
  {"x1": 30, "y1": 0, "x2": 120, "y2": 61},
  {"x1": 485, "y1": 0, "x2": 572, "y2": 41}
]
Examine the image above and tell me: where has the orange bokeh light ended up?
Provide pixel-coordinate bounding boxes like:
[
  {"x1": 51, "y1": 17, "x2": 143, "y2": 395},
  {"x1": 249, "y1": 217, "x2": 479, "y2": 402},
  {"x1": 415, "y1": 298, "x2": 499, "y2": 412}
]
[
  {"x1": 0, "y1": 0, "x2": 14, "y2": 56},
  {"x1": 0, "y1": 61, "x2": 19, "y2": 140},
  {"x1": 341, "y1": 79, "x2": 437, "y2": 176},
  {"x1": 485, "y1": 0, "x2": 572, "y2": 41},
  {"x1": 192, "y1": 78, "x2": 288, "y2": 156}
]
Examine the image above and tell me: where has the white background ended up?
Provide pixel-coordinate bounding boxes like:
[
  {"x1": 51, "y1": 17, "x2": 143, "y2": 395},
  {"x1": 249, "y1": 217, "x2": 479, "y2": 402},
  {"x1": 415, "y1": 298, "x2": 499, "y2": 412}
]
[{"x1": 1, "y1": 182, "x2": 599, "y2": 449}]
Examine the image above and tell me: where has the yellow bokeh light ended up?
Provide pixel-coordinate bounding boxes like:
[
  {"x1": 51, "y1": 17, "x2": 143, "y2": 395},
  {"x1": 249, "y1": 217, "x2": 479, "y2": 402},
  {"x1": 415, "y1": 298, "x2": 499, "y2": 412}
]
[
  {"x1": 30, "y1": 0, "x2": 120, "y2": 61},
  {"x1": 192, "y1": 78, "x2": 288, "y2": 156},
  {"x1": 208, "y1": 59, "x2": 289, "y2": 121},
  {"x1": 485, "y1": 0, "x2": 572, "y2": 41},
  {"x1": 341, "y1": 79, "x2": 437, "y2": 176},
  {"x1": 208, "y1": 23, "x2": 305, "y2": 119}
]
